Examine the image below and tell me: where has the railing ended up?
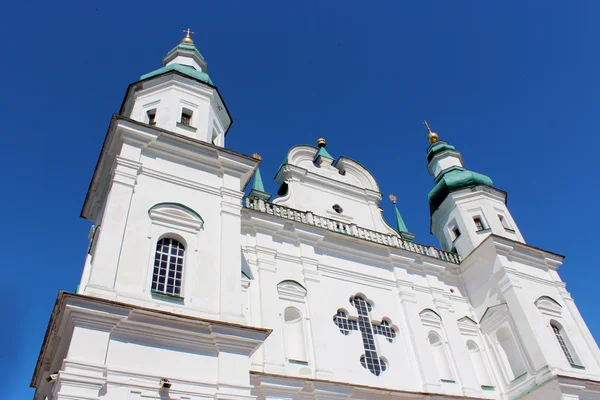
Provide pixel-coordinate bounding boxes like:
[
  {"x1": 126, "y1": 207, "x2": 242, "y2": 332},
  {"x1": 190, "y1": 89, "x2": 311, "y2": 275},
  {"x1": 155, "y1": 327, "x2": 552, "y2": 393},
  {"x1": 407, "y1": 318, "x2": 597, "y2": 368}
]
[{"x1": 243, "y1": 197, "x2": 461, "y2": 265}]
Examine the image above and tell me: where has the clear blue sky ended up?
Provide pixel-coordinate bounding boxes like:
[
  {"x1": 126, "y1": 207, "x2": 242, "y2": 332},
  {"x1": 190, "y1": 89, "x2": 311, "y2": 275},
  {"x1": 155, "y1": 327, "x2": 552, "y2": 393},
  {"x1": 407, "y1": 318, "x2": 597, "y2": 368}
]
[{"x1": 3, "y1": 1, "x2": 599, "y2": 398}]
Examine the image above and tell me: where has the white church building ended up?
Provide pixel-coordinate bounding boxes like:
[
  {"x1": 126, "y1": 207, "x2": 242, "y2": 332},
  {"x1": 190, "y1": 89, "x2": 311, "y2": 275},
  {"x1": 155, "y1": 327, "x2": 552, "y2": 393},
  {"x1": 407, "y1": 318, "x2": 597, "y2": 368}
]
[{"x1": 31, "y1": 32, "x2": 600, "y2": 400}]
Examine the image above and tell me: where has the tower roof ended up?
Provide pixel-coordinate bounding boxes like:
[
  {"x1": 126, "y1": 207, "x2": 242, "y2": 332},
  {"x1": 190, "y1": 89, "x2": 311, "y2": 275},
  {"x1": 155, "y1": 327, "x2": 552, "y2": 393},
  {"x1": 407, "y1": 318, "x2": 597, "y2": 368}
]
[
  {"x1": 424, "y1": 123, "x2": 494, "y2": 215},
  {"x1": 141, "y1": 29, "x2": 211, "y2": 84}
]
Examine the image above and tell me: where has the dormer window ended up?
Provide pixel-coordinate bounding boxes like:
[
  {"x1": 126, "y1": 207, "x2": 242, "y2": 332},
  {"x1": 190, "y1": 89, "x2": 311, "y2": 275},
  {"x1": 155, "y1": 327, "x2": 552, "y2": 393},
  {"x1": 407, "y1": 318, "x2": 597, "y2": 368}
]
[
  {"x1": 180, "y1": 108, "x2": 193, "y2": 126},
  {"x1": 146, "y1": 109, "x2": 156, "y2": 126}
]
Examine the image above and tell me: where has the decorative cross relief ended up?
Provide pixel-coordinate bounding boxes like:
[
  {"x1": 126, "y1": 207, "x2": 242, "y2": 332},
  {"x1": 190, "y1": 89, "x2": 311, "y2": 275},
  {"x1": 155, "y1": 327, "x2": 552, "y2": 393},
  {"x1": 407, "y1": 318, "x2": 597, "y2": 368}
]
[{"x1": 333, "y1": 294, "x2": 396, "y2": 375}]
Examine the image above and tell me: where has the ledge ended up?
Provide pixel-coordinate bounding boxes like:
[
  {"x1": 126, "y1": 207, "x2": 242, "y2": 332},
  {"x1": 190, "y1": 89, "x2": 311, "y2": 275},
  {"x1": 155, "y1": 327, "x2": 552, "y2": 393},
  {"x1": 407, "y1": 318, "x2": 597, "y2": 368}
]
[
  {"x1": 176, "y1": 122, "x2": 197, "y2": 132},
  {"x1": 476, "y1": 228, "x2": 492, "y2": 234},
  {"x1": 151, "y1": 289, "x2": 184, "y2": 301},
  {"x1": 481, "y1": 385, "x2": 496, "y2": 391},
  {"x1": 570, "y1": 363, "x2": 586, "y2": 370},
  {"x1": 441, "y1": 379, "x2": 456, "y2": 384},
  {"x1": 288, "y1": 359, "x2": 309, "y2": 365}
]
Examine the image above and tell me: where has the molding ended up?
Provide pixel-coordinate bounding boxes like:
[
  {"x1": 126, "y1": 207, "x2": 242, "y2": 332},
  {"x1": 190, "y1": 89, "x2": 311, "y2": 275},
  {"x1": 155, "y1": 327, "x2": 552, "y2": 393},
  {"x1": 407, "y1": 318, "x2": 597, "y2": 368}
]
[
  {"x1": 534, "y1": 296, "x2": 563, "y2": 317},
  {"x1": 31, "y1": 293, "x2": 271, "y2": 388},
  {"x1": 277, "y1": 280, "x2": 308, "y2": 301},
  {"x1": 250, "y1": 371, "x2": 487, "y2": 400}
]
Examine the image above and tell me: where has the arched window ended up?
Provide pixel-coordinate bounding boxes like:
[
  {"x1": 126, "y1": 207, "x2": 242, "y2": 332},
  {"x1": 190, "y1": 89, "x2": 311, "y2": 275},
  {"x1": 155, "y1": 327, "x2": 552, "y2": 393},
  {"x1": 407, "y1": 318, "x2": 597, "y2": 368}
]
[
  {"x1": 551, "y1": 321, "x2": 579, "y2": 366},
  {"x1": 152, "y1": 238, "x2": 185, "y2": 297},
  {"x1": 466, "y1": 340, "x2": 492, "y2": 386},
  {"x1": 496, "y1": 327, "x2": 526, "y2": 380},
  {"x1": 283, "y1": 307, "x2": 307, "y2": 362},
  {"x1": 428, "y1": 331, "x2": 453, "y2": 381}
]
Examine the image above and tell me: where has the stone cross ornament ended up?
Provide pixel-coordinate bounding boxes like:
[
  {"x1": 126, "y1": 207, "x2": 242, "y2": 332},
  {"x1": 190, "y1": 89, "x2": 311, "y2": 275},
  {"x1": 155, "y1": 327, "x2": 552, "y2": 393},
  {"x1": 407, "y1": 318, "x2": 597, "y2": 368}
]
[{"x1": 333, "y1": 294, "x2": 396, "y2": 375}]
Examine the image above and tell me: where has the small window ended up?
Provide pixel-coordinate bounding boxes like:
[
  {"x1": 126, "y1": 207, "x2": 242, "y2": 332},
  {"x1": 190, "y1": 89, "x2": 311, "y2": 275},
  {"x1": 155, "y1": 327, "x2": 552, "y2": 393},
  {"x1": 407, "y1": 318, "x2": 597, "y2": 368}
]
[
  {"x1": 498, "y1": 215, "x2": 514, "y2": 232},
  {"x1": 180, "y1": 108, "x2": 193, "y2": 126},
  {"x1": 152, "y1": 238, "x2": 184, "y2": 297},
  {"x1": 474, "y1": 217, "x2": 485, "y2": 231},
  {"x1": 332, "y1": 204, "x2": 343, "y2": 214},
  {"x1": 451, "y1": 226, "x2": 461, "y2": 241},
  {"x1": 146, "y1": 109, "x2": 156, "y2": 125},
  {"x1": 551, "y1": 323, "x2": 576, "y2": 365}
]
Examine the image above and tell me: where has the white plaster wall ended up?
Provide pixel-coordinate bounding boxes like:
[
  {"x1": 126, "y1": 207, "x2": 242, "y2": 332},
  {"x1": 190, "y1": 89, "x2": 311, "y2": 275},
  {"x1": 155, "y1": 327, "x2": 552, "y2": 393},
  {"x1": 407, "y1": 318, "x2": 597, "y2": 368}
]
[
  {"x1": 129, "y1": 76, "x2": 229, "y2": 145},
  {"x1": 432, "y1": 187, "x2": 524, "y2": 256}
]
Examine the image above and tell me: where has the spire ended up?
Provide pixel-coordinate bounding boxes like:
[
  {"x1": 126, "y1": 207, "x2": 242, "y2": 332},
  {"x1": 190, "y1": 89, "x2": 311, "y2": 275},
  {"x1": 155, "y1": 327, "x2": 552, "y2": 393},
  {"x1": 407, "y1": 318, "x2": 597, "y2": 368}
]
[
  {"x1": 161, "y1": 29, "x2": 208, "y2": 73},
  {"x1": 249, "y1": 154, "x2": 272, "y2": 201},
  {"x1": 424, "y1": 124, "x2": 493, "y2": 216},
  {"x1": 182, "y1": 28, "x2": 195, "y2": 45},
  {"x1": 140, "y1": 30, "x2": 211, "y2": 84},
  {"x1": 315, "y1": 138, "x2": 334, "y2": 160},
  {"x1": 389, "y1": 194, "x2": 416, "y2": 241},
  {"x1": 424, "y1": 120, "x2": 439, "y2": 144}
]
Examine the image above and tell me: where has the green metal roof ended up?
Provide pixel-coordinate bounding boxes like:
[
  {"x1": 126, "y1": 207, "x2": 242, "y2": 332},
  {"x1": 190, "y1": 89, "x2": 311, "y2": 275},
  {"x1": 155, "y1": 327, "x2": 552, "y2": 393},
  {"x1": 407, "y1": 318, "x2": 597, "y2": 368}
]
[
  {"x1": 428, "y1": 168, "x2": 493, "y2": 214},
  {"x1": 315, "y1": 146, "x2": 334, "y2": 160},
  {"x1": 140, "y1": 63, "x2": 213, "y2": 85},
  {"x1": 426, "y1": 141, "x2": 456, "y2": 162},
  {"x1": 166, "y1": 43, "x2": 205, "y2": 60},
  {"x1": 393, "y1": 204, "x2": 409, "y2": 234},
  {"x1": 252, "y1": 167, "x2": 266, "y2": 192},
  {"x1": 249, "y1": 167, "x2": 272, "y2": 201}
]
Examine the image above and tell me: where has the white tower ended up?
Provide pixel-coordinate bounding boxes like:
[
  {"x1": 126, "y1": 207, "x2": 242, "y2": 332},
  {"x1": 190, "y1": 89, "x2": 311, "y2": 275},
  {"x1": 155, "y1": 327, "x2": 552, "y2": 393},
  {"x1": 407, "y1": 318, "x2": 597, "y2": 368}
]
[
  {"x1": 31, "y1": 31, "x2": 269, "y2": 400},
  {"x1": 424, "y1": 122, "x2": 524, "y2": 257}
]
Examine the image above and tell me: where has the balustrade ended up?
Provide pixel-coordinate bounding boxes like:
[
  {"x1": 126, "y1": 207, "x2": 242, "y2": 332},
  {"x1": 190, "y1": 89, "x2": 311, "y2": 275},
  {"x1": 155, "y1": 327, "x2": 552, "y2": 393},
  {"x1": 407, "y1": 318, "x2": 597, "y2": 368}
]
[{"x1": 243, "y1": 197, "x2": 461, "y2": 264}]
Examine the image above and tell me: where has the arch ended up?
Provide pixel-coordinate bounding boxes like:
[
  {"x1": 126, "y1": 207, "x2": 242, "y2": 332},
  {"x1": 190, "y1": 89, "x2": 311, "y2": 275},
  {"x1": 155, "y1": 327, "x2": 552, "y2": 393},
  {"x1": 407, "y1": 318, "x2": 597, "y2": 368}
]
[
  {"x1": 277, "y1": 280, "x2": 307, "y2": 301},
  {"x1": 148, "y1": 202, "x2": 204, "y2": 231},
  {"x1": 496, "y1": 326, "x2": 526, "y2": 381},
  {"x1": 550, "y1": 320, "x2": 580, "y2": 366},
  {"x1": 466, "y1": 340, "x2": 493, "y2": 386},
  {"x1": 535, "y1": 296, "x2": 562, "y2": 316},
  {"x1": 151, "y1": 237, "x2": 185, "y2": 297},
  {"x1": 427, "y1": 331, "x2": 453, "y2": 381},
  {"x1": 420, "y1": 308, "x2": 442, "y2": 329},
  {"x1": 420, "y1": 308, "x2": 442, "y2": 320},
  {"x1": 283, "y1": 306, "x2": 308, "y2": 362}
]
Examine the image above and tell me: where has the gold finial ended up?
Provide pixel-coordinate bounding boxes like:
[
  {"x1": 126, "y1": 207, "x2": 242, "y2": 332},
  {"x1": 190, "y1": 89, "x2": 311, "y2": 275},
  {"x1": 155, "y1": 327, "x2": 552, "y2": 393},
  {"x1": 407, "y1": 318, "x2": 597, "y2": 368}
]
[
  {"x1": 252, "y1": 153, "x2": 262, "y2": 160},
  {"x1": 182, "y1": 28, "x2": 195, "y2": 44},
  {"x1": 389, "y1": 194, "x2": 397, "y2": 204},
  {"x1": 423, "y1": 120, "x2": 439, "y2": 144},
  {"x1": 317, "y1": 138, "x2": 327, "y2": 148}
]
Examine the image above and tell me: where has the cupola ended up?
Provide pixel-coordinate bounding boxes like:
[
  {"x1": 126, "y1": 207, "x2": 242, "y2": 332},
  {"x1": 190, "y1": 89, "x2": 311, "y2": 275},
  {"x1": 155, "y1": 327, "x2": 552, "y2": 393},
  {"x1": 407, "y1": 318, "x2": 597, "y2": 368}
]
[{"x1": 423, "y1": 122, "x2": 525, "y2": 256}]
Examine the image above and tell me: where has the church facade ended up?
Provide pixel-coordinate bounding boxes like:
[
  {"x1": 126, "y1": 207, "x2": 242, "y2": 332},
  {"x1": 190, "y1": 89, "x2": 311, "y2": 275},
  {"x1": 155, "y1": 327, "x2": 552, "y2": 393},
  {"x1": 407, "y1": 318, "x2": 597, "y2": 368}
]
[{"x1": 31, "y1": 32, "x2": 600, "y2": 400}]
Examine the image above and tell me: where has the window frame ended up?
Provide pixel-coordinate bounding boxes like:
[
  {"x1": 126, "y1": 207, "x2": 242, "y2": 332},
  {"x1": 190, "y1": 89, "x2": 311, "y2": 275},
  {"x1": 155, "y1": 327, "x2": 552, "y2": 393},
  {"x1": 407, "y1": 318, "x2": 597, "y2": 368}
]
[
  {"x1": 151, "y1": 237, "x2": 185, "y2": 298},
  {"x1": 144, "y1": 203, "x2": 204, "y2": 301}
]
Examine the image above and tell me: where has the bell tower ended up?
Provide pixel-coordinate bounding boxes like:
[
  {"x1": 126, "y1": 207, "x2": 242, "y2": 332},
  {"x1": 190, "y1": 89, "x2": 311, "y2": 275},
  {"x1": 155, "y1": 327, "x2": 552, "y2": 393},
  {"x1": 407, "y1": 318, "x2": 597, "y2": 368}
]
[
  {"x1": 424, "y1": 122, "x2": 525, "y2": 257},
  {"x1": 120, "y1": 29, "x2": 230, "y2": 146}
]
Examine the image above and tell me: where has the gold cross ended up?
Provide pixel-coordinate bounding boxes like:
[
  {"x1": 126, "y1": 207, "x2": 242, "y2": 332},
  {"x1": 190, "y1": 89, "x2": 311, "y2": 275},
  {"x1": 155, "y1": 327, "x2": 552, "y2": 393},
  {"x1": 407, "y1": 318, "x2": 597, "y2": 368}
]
[
  {"x1": 423, "y1": 120, "x2": 433, "y2": 133},
  {"x1": 183, "y1": 28, "x2": 195, "y2": 38}
]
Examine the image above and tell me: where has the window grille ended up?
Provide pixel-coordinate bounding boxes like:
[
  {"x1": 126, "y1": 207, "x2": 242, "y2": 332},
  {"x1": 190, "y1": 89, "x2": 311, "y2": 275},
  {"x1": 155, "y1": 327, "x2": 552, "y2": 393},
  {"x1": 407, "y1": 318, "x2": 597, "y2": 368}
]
[
  {"x1": 552, "y1": 323, "x2": 575, "y2": 364},
  {"x1": 152, "y1": 238, "x2": 184, "y2": 296},
  {"x1": 474, "y1": 217, "x2": 484, "y2": 231}
]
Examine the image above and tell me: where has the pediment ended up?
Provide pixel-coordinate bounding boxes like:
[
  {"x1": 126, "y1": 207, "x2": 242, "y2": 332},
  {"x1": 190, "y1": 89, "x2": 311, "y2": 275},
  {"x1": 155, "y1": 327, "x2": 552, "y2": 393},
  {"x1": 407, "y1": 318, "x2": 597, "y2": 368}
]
[
  {"x1": 280, "y1": 146, "x2": 380, "y2": 193},
  {"x1": 148, "y1": 202, "x2": 204, "y2": 231},
  {"x1": 535, "y1": 296, "x2": 562, "y2": 316},
  {"x1": 277, "y1": 280, "x2": 307, "y2": 301},
  {"x1": 419, "y1": 308, "x2": 442, "y2": 328},
  {"x1": 457, "y1": 316, "x2": 478, "y2": 336},
  {"x1": 479, "y1": 303, "x2": 509, "y2": 328}
]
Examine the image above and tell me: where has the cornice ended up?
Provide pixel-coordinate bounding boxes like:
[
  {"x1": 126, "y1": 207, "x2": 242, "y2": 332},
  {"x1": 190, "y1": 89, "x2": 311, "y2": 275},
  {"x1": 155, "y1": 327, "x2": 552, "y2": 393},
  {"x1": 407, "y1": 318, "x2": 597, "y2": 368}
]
[
  {"x1": 81, "y1": 115, "x2": 258, "y2": 221},
  {"x1": 462, "y1": 234, "x2": 564, "y2": 272},
  {"x1": 250, "y1": 371, "x2": 486, "y2": 400},
  {"x1": 31, "y1": 293, "x2": 271, "y2": 388}
]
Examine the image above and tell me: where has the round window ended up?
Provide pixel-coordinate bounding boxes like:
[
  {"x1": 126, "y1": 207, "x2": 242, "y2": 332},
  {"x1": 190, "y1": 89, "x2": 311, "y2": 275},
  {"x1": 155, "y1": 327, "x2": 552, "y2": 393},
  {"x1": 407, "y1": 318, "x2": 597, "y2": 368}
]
[{"x1": 332, "y1": 204, "x2": 343, "y2": 214}]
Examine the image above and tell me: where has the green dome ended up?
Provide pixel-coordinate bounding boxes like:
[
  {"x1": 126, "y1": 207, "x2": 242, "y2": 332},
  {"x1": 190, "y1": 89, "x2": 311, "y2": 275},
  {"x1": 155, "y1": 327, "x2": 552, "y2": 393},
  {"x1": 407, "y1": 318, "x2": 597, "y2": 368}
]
[
  {"x1": 426, "y1": 141, "x2": 456, "y2": 162},
  {"x1": 428, "y1": 168, "x2": 493, "y2": 214},
  {"x1": 140, "y1": 63, "x2": 213, "y2": 85}
]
